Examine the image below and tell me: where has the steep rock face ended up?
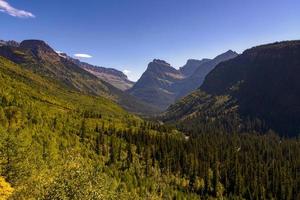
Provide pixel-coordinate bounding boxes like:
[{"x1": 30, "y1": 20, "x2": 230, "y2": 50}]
[
  {"x1": 129, "y1": 51, "x2": 238, "y2": 110},
  {"x1": 129, "y1": 59, "x2": 184, "y2": 110},
  {"x1": 163, "y1": 41, "x2": 300, "y2": 137}
]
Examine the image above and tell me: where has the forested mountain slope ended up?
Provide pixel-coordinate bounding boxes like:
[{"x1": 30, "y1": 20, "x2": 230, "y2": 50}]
[
  {"x1": 0, "y1": 40, "x2": 157, "y2": 114},
  {"x1": 163, "y1": 41, "x2": 300, "y2": 137},
  {"x1": 0, "y1": 47, "x2": 299, "y2": 199}
]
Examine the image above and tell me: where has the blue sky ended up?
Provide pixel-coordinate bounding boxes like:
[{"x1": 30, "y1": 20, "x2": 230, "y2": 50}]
[{"x1": 1, "y1": 0, "x2": 299, "y2": 81}]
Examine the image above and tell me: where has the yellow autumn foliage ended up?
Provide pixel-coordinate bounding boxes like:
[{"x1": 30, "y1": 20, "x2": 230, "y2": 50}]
[{"x1": 0, "y1": 177, "x2": 13, "y2": 200}]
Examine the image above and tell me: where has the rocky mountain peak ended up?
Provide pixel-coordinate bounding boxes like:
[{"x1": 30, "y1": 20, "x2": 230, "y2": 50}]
[
  {"x1": 214, "y1": 50, "x2": 238, "y2": 62},
  {"x1": 20, "y1": 40, "x2": 60, "y2": 62},
  {"x1": 20, "y1": 40, "x2": 54, "y2": 52},
  {"x1": 152, "y1": 59, "x2": 171, "y2": 66},
  {"x1": 146, "y1": 59, "x2": 177, "y2": 75}
]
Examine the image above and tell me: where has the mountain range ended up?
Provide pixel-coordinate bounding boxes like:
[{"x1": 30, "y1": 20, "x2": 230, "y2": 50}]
[
  {"x1": 129, "y1": 50, "x2": 238, "y2": 110},
  {"x1": 163, "y1": 40, "x2": 300, "y2": 137},
  {"x1": 0, "y1": 37, "x2": 299, "y2": 199},
  {"x1": 0, "y1": 39, "x2": 157, "y2": 114},
  {"x1": 1, "y1": 38, "x2": 300, "y2": 137},
  {"x1": 57, "y1": 52, "x2": 134, "y2": 91}
]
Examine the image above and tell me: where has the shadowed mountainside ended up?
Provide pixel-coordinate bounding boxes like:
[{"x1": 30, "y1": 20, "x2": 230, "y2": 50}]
[{"x1": 163, "y1": 40, "x2": 300, "y2": 137}]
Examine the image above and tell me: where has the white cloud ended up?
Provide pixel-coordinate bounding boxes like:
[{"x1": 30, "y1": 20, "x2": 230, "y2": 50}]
[
  {"x1": 123, "y1": 69, "x2": 131, "y2": 76},
  {"x1": 74, "y1": 53, "x2": 92, "y2": 58},
  {"x1": 0, "y1": 0, "x2": 35, "y2": 18}
]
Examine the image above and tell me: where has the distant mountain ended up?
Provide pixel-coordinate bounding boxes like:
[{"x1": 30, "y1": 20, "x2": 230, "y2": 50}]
[
  {"x1": 179, "y1": 58, "x2": 210, "y2": 77},
  {"x1": 163, "y1": 41, "x2": 300, "y2": 137},
  {"x1": 175, "y1": 50, "x2": 238, "y2": 98},
  {"x1": 129, "y1": 51, "x2": 237, "y2": 110},
  {"x1": 81, "y1": 65, "x2": 134, "y2": 91},
  {"x1": 129, "y1": 59, "x2": 185, "y2": 110},
  {"x1": 57, "y1": 52, "x2": 134, "y2": 91},
  {"x1": 0, "y1": 40, "x2": 19, "y2": 47},
  {"x1": 0, "y1": 39, "x2": 158, "y2": 114}
]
